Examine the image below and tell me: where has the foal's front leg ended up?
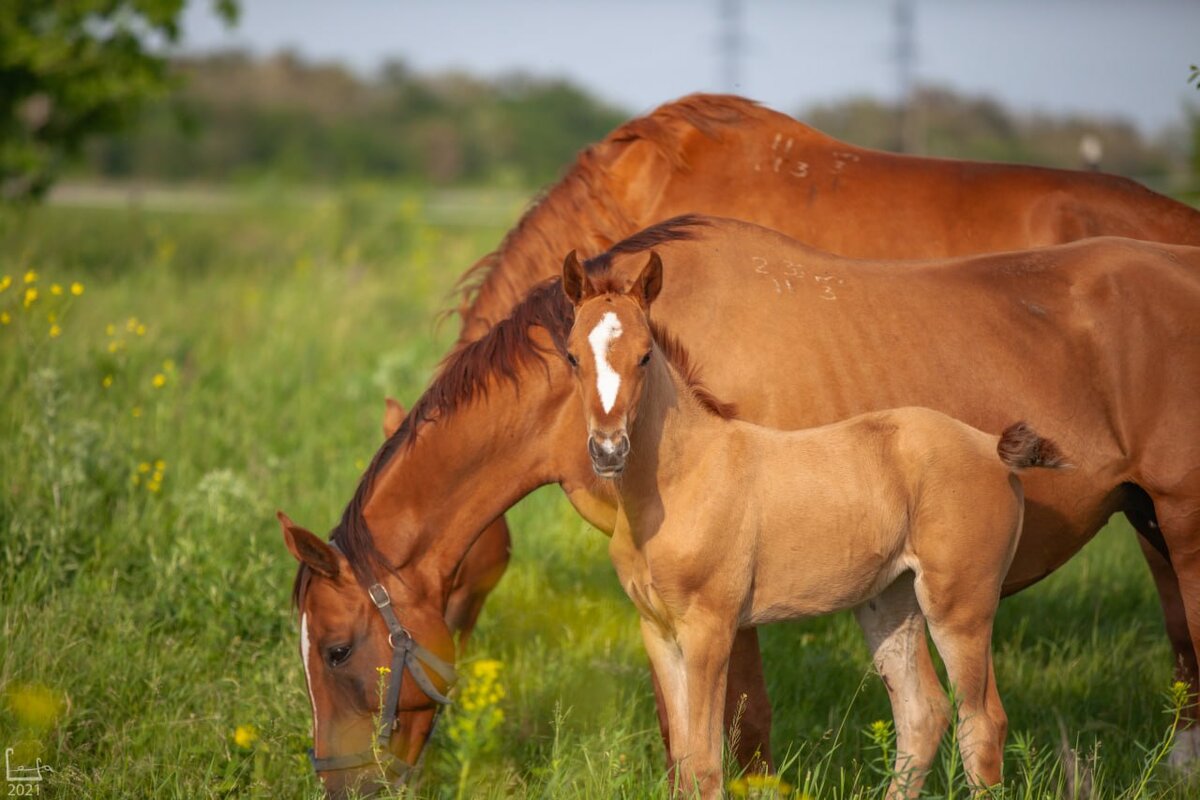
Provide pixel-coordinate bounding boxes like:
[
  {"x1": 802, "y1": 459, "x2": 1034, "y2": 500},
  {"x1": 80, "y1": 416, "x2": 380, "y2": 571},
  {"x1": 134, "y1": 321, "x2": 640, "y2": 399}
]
[{"x1": 641, "y1": 616, "x2": 736, "y2": 799}]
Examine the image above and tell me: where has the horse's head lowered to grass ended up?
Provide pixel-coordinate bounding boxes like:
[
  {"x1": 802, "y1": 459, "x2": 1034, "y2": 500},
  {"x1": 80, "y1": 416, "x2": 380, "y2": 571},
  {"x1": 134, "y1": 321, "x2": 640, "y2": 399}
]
[{"x1": 281, "y1": 511, "x2": 456, "y2": 798}]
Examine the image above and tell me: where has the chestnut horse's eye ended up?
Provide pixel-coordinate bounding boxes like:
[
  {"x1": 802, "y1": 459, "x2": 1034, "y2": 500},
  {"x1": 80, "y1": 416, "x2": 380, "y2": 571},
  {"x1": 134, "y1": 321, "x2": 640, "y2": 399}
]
[
  {"x1": 639, "y1": 350, "x2": 652, "y2": 367},
  {"x1": 326, "y1": 645, "x2": 352, "y2": 667},
  {"x1": 566, "y1": 352, "x2": 579, "y2": 368}
]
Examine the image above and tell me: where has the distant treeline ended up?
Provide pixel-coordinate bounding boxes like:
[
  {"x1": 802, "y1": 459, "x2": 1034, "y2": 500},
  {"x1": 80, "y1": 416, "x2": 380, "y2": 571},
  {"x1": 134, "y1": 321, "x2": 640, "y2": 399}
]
[
  {"x1": 78, "y1": 50, "x2": 1194, "y2": 186},
  {"x1": 80, "y1": 51, "x2": 628, "y2": 187}
]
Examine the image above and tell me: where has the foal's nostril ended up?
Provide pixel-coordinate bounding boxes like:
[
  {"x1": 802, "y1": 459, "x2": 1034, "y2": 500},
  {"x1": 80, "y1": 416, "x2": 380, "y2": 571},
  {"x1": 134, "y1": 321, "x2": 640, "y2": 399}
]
[{"x1": 614, "y1": 435, "x2": 630, "y2": 457}]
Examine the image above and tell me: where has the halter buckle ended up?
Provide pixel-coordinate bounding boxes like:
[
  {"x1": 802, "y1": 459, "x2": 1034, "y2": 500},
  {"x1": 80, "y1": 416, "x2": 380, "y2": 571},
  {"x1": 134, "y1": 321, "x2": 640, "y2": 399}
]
[{"x1": 368, "y1": 583, "x2": 391, "y2": 609}]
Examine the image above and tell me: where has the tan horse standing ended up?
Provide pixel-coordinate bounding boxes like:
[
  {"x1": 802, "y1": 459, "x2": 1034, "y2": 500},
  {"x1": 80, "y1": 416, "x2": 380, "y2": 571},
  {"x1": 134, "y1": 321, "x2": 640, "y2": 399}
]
[{"x1": 562, "y1": 253, "x2": 1068, "y2": 798}]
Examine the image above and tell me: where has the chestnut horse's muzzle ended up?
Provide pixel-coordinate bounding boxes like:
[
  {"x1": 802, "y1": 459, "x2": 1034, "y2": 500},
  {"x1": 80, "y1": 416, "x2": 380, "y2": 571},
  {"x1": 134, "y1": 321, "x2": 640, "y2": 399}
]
[{"x1": 588, "y1": 432, "x2": 629, "y2": 477}]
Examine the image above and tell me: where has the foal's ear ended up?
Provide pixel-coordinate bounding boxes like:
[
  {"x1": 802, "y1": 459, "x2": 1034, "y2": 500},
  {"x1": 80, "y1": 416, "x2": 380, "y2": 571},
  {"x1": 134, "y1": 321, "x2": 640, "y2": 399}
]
[
  {"x1": 562, "y1": 250, "x2": 592, "y2": 304},
  {"x1": 631, "y1": 251, "x2": 664, "y2": 307},
  {"x1": 278, "y1": 511, "x2": 339, "y2": 578},
  {"x1": 382, "y1": 396, "x2": 405, "y2": 439}
]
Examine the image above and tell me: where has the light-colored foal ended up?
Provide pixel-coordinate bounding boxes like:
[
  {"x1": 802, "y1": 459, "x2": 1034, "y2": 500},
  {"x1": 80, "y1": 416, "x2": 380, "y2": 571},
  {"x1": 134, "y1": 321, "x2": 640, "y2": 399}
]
[{"x1": 562, "y1": 251, "x2": 1068, "y2": 799}]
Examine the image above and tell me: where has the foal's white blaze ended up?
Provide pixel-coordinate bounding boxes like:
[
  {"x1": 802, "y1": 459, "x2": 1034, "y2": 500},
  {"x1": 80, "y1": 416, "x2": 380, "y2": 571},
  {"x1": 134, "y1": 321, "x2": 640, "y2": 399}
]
[
  {"x1": 300, "y1": 613, "x2": 320, "y2": 741},
  {"x1": 588, "y1": 311, "x2": 624, "y2": 414}
]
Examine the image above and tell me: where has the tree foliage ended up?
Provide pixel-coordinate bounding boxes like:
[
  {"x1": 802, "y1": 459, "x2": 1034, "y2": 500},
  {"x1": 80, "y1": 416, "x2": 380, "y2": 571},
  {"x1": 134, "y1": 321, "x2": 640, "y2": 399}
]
[
  {"x1": 0, "y1": 0, "x2": 237, "y2": 201},
  {"x1": 82, "y1": 51, "x2": 629, "y2": 188}
]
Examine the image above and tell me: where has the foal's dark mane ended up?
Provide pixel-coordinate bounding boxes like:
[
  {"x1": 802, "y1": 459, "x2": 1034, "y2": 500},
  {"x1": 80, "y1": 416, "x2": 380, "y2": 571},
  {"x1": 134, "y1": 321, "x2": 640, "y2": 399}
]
[{"x1": 293, "y1": 215, "x2": 724, "y2": 604}]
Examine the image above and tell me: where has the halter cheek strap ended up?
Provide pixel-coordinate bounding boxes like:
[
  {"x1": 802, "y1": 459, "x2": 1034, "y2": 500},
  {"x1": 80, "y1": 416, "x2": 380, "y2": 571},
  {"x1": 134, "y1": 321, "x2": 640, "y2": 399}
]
[{"x1": 307, "y1": 581, "x2": 457, "y2": 778}]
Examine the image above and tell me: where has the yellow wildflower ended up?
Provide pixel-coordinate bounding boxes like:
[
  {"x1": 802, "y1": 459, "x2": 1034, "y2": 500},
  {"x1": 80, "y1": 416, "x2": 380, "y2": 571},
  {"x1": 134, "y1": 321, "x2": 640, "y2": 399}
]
[
  {"x1": 132, "y1": 406, "x2": 142, "y2": 419},
  {"x1": 138, "y1": 462, "x2": 151, "y2": 474},
  {"x1": 233, "y1": 724, "x2": 258, "y2": 749},
  {"x1": 152, "y1": 373, "x2": 166, "y2": 388},
  {"x1": 107, "y1": 341, "x2": 120, "y2": 354},
  {"x1": 126, "y1": 317, "x2": 137, "y2": 332},
  {"x1": 70, "y1": 281, "x2": 83, "y2": 296},
  {"x1": 105, "y1": 323, "x2": 115, "y2": 336},
  {"x1": 162, "y1": 358, "x2": 175, "y2": 372},
  {"x1": 0, "y1": 275, "x2": 10, "y2": 292},
  {"x1": 1, "y1": 311, "x2": 10, "y2": 325},
  {"x1": 23, "y1": 270, "x2": 36, "y2": 284},
  {"x1": 24, "y1": 287, "x2": 37, "y2": 308},
  {"x1": 50, "y1": 283, "x2": 63, "y2": 296},
  {"x1": 377, "y1": 666, "x2": 391, "y2": 676},
  {"x1": 48, "y1": 323, "x2": 61, "y2": 338},
  {"x1": 155, "y1": 459, "x2": 165, "y2": 470},
  {"x1": 147, "y1": 479, "x2": 161, "y2": 493},
  {"x1": 5, "y1": 683, "x2": 65, "y2": 731},
  {"x1": 102, "y1": 375, "x2": 113, "y2": 389},
  {"x1": 136, "y1": 323, "x2": 147, "y2": 337}
]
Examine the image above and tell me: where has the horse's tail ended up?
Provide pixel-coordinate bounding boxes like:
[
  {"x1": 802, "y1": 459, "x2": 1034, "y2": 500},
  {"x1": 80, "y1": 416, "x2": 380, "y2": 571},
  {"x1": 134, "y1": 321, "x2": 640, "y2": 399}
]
[{"x1": 997, "y1": 422, "x2": 1071, "y2": 471}]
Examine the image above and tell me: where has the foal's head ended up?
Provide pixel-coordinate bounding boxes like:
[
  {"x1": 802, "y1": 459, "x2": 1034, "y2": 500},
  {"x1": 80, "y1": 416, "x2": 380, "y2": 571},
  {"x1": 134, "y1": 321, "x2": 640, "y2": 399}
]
[
  {"x1": 280, "y1": 512, "x2": 455, "y2": 798},
  {"x1": 562, "y1": 249, "x2": 663, "y2": 477}
]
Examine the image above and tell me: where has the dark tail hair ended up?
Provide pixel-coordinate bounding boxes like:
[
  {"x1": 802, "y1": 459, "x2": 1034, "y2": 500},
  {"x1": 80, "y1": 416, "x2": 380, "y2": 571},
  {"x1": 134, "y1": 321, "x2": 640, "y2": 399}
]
[{"x1": 997, "y1": 422, "x2": 1071, "y2": 471}]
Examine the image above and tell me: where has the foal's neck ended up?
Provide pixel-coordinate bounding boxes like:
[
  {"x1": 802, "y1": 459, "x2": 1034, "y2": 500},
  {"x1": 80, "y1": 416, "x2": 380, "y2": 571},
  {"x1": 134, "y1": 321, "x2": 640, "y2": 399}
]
[{"x1": 623, "y1": 345, "x2": 727, "y2": 497}]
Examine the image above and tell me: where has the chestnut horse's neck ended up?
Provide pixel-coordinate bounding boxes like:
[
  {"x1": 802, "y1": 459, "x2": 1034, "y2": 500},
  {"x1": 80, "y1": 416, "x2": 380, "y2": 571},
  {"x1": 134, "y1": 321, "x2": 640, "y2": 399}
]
[{"x1": 356, "y1": 329, "x2": 581, "y2": 595}]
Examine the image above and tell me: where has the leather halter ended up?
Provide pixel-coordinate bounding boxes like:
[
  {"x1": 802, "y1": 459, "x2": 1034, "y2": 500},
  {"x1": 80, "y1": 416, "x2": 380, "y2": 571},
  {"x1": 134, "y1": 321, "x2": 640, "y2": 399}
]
[{"x1": 307, "y1": 569, "x2": 457, "y2": 780}]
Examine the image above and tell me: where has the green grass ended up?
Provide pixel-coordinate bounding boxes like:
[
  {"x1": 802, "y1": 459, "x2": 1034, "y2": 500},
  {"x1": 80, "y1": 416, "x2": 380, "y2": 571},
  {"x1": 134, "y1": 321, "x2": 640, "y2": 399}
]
[{"x1": 0, "y1": 185, "x2": 1196, "y2": 798}]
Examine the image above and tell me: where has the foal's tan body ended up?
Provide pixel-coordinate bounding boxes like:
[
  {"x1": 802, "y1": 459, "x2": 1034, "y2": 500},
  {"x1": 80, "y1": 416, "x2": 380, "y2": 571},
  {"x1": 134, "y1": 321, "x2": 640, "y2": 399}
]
[
  {"x1": 615, "y1": 382, "x2": 1021, "y2": 798},
  {"x1": 563, "y1": 258, "x2": 1064, "y2": 797}
]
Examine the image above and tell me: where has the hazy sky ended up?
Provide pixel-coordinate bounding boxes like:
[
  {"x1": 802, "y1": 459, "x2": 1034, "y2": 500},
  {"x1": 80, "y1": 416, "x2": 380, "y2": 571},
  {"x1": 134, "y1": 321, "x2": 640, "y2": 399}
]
[{"x1": 181, "y1": 0, "x2": 1200, "y2": 133}]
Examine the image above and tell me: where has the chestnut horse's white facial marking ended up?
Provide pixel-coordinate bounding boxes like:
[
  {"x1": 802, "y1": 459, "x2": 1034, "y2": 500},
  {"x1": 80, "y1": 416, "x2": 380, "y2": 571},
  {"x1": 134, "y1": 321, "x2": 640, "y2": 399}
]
[
  {"x1": 588, "y1": 311, "x2": 624, "y2": 414},
  {"x1": 301, "y1": 613, "x2": 319, "y2": 740}
]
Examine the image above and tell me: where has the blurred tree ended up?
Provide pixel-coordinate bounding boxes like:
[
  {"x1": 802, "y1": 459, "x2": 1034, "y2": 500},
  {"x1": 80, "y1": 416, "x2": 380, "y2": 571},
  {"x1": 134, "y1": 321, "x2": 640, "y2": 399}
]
[{"x1": 0, "y1": 0, "x2": 238, "y2": 201}]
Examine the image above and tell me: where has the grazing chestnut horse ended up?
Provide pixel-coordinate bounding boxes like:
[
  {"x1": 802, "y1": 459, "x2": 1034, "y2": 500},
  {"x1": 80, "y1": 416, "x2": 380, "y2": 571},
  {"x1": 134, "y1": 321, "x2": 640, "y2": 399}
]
[
  {"x1": 562, "y1": 252, "x2": 1068, "y2": 798},
  {"x1": 282, "y1": 217, "x2": 1200, "y2": 794},
  {"x1": 441, "y1": 94, "x2": 1200, "y2": 765}
]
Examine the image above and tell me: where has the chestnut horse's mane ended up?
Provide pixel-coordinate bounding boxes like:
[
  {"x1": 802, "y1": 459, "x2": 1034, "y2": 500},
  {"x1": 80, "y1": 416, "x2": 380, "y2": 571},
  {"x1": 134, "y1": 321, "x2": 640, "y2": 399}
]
[
  {"x1": 294, "y1": 215, "x2": 729, "y2": 599},
  {"x1": 451, "y1": 94, "x2": 762, "y2": 329}
]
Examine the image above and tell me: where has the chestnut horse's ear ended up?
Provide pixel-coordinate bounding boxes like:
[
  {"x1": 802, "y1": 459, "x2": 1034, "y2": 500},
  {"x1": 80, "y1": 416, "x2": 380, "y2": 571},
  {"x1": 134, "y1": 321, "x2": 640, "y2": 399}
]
[
  {"x1": 383, "y1": 396, "x2": 405, "y2": 439},
  {"x1": 631, "y1": 251, "x2": 664, "y2": 307},
  {"x1": 279, "y1": 511, "x2": 339, "y2": 578},
  {"x1": 562, "y1": 250, "x2": 590, "y2": 304}
]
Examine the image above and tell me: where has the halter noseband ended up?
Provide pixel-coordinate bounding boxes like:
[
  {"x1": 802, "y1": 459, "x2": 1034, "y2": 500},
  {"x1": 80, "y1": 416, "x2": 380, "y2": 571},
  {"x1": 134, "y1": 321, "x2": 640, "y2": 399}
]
[{"x1": 307, "y1": 575, "x2": 457, "y2": 780}]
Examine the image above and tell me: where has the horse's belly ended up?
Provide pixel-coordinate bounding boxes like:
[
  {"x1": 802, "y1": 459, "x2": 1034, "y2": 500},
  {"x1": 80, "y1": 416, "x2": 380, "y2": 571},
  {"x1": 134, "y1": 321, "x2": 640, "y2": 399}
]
[{"x1": 745, "y1": 534, "x2": 909, "y2": 625}]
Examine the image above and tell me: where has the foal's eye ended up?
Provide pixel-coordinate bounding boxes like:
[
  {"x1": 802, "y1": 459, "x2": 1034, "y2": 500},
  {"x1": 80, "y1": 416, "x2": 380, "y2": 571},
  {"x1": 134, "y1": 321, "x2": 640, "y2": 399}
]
[
  {"x1": 326, "y1": 645, "x2": 352, "y2": 667},
  {"x1": 566, "y1": 353, "x2": 579, "y2": 368},
  {"x1": 639, "y1": 351, "x2": 652, "y2": 367}
]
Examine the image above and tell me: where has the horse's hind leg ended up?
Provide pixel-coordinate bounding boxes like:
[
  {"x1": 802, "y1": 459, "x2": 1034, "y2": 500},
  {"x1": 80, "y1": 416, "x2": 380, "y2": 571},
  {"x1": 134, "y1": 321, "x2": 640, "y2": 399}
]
[
  {"x1": 915, "y1": 562, "x2": 1007, "y2": 790},
  {"x1": 855, "y1": 573, "x2": 949, "y2": 799},
  {"x1": 1126, "y1": 485, "x2": 1200, "y2": 768},
  {"x1": 1148, "y1": 492, "x2": 1200, "y2": 768}
]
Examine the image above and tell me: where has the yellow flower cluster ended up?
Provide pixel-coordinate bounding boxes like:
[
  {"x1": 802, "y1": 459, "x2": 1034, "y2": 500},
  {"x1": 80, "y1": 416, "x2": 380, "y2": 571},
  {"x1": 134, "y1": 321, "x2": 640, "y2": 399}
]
[
  {"x1": 0, "y1": 270, "x2": 85, "y2": 338},
  {"x1": 131, "y1": 459, "x2": 167, "y2": 493},
  {"x1": 447, "y1": 658, "x2": 506, "y2": 752},
  {"x1": 726, "y1": 774, "x2": 796, "y2": 798}
]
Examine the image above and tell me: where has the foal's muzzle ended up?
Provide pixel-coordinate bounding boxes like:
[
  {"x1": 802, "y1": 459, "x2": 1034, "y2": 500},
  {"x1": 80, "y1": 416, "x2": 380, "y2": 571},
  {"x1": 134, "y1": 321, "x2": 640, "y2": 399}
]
[{"x1": 588, "y1": 432, "x2": 629, "y2": 477}]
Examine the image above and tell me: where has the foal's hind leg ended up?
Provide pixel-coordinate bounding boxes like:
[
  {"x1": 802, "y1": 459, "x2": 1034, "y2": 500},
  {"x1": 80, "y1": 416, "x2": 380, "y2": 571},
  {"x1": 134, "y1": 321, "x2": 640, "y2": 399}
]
[
  {"x1": 854, "y1": 573, "x2": 950, "y2": 799},
  {"x1": 916, "y1": 571, "x2": 1006, "y2": 790}
]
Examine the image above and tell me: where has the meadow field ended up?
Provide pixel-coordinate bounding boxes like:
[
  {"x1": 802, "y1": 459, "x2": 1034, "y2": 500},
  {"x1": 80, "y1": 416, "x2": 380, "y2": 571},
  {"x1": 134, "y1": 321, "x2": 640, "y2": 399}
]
[{"x1": 1, "y1": 185, "x2": 1197, "y2": 799}]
